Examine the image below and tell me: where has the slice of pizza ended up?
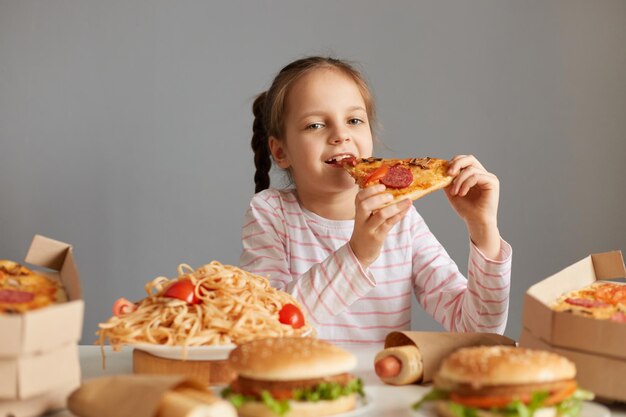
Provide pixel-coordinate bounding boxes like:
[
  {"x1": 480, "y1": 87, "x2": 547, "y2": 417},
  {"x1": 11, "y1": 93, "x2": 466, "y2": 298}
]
[
  {"x1": 0, "y1": 259, "x2": 67, "y2": 314},
  {"x1": 342, "y1": 157, "x2": 453, "y2": 206}
]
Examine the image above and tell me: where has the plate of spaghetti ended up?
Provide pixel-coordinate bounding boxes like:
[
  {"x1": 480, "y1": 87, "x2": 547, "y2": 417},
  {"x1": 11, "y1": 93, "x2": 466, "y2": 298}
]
[{"x1": 96, "y1": 261, "x2": 314, "y2": 360}]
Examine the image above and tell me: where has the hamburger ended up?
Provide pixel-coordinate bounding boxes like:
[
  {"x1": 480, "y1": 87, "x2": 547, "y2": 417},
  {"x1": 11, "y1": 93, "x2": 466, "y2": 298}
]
[
  {"x1": 222, "y1": 337, "x2": 364, "y2": 417},
  {"x1": 414, "y1": 346, "x2": 593, "y2": 417}
]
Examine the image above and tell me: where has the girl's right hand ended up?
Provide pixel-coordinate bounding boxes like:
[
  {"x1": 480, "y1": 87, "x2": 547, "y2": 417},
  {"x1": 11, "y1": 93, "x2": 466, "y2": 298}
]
[{"x1": 349, "y1": 184, "x2": 412, "y2": 269}]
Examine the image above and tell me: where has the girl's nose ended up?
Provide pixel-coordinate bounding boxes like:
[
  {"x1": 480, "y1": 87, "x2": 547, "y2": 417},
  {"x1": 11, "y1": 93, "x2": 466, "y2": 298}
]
[{"x1": 329, "y1": 134, "x2": 351, "y2": 145}]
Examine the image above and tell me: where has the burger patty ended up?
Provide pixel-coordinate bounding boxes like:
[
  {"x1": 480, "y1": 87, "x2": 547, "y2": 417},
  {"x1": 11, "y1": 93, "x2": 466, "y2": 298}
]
[
  {"x1": 439, "y1": 379, "x2": 576, "y2": 398},
  {"x1": 230, "y1": 373, "x2": 355, "y2": 398}
]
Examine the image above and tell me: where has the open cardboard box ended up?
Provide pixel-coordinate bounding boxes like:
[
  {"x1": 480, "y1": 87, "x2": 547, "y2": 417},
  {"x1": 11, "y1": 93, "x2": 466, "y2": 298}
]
[
  {"x1": 520, "y1": 250, "x2": 626, "y2": 402},
  {"x1": 0, "y1": 235, "x2": 84, "y2": 358},
  {"x1": 0, "y1": 235, "x2": 83, "y2": 408},
  {"x1": 520, "y1": 329, "x2": 626, "y2": 402}
]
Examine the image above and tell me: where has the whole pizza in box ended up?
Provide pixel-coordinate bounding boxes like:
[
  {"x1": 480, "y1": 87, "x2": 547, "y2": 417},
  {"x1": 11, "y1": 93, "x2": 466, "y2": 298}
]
[
  {"x1": 552, "y1": 281, "x2": 626, "y2": 323},
  {"x1": 0, "y1": 260, "x2": 67, "y2": 314}
]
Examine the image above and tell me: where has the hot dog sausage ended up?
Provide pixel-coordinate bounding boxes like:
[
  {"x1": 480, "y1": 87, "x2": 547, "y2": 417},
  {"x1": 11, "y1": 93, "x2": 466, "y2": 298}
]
[{"x1": 374, "y1": 355, "x2": 402, "y2": 378}]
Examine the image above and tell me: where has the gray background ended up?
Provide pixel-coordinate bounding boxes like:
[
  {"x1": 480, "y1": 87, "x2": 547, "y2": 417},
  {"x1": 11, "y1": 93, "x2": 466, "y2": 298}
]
[{"x1": 1, "y1": 0, "x2": 625, "y2": 344}]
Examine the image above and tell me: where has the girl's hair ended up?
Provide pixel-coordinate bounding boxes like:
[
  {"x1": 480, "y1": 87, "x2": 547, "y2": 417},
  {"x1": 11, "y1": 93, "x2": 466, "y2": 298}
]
[{"x1": 251, "y1": 56, "x2": 376, "y2": 193}]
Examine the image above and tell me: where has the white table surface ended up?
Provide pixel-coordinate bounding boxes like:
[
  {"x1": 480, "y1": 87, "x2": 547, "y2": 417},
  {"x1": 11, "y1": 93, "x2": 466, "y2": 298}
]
[{"x1": 50, "y1": 345, "x2": 626, "y2": 417}]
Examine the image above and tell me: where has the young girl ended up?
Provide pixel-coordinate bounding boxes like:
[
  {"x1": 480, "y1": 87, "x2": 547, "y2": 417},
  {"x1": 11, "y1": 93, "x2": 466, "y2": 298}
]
[{"x1": 240, "y1": 57, "x2": 512, "y2": 343}]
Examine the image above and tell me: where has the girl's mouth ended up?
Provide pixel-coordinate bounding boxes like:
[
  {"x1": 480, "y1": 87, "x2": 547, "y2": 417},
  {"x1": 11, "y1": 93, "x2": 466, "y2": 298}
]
[{"x1": 324, "y1": 153, "x2": 356, "y2": 167}]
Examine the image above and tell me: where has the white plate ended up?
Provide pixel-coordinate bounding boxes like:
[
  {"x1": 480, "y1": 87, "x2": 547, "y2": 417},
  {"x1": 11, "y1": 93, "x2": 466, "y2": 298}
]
[
  {"x1": 130, "y1": 343, "x2": 236, "y2": 360},
  {"x1": 128, "y1": 328, "x2": 313, "y2": 361},
  {"x1": 212, "y1": 393, "x2": 373, "y2": 417},
  {"x1": 334, "y1": 394, "x2": 373, "y2": 417},
  {"x1": 580, "y1": 401, "x2": 611, "y2": 417},
  {"x1": 413, "y1": 401, "x2": 610, "y2": 417}
]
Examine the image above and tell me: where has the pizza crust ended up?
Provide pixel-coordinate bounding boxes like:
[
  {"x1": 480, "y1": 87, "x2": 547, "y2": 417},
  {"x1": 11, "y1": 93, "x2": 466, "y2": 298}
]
[{"x1": 382, "y1": 176, "x2": 453, "y2": 207}]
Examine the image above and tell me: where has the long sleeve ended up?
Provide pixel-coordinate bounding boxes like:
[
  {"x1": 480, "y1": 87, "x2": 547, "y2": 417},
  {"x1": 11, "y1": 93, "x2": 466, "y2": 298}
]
[
  {"x1": 411, "y1": 212, "x2": 512, "y2": 334},
  {"x1": 239, "y1": 191, "x2": 376, "y2": 326}
]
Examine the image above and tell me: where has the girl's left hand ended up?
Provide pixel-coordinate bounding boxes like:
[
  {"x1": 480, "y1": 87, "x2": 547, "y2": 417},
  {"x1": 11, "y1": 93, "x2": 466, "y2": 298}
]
[{"x1": 445, "y1": 154, "x2": 499, "y2": 230}]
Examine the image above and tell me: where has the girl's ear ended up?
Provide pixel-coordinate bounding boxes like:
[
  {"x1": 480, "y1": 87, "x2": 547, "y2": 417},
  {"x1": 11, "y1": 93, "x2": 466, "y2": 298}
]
[{"x1": 269, "y1": 136, "x2": 290, "y2": 169}]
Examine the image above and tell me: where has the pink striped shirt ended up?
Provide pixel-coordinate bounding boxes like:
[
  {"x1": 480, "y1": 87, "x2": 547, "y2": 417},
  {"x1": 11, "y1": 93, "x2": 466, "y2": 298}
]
[{"x1": 240, "y1": 189, "x2": 512, "y2": 344}]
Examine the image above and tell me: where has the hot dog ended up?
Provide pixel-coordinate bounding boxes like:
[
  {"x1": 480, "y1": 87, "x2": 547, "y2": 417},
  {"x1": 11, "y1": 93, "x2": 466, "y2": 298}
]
[{"x1": 374, "y1": 345, "x2": 423, "y2": 385}]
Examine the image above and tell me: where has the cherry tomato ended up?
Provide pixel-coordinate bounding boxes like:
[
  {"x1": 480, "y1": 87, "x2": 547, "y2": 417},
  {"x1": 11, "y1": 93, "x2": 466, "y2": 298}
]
[
  {"x1": 163, "y1": 279, "x2": 200, "y2": 304},
  {"x1": 112, "y1": 297, "x2": 137, "y2": 316},
  {"x1": 278, "y1": 303, "x2": 305, "y2": 329},
  {"x1": 365, "y1": 165, "x2": 389, "y2": 185}
]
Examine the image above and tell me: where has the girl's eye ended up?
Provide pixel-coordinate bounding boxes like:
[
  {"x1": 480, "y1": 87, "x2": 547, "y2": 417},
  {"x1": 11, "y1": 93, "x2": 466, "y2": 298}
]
[
  {"x1": 306, "y1": 122, "x2": 324, "y2": 130},
  {"x1": 348, "y1": 118, "x2": 364, "y2": 125}
]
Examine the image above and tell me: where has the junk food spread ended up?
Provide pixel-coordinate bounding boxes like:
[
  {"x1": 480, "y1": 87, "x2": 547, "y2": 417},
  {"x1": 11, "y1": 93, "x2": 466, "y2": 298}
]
[
  {"x1": 413, "y1": 346, "x2": 594, "y2": 417},
  {"x1": 0, "y1": 259, "x2": 67, "y2": 313},
  {"x1": 222, "y1": 337, "x2": 364, "y2": 417},
  {"x1": 552, "y1": 281, "x2": 626, "y2": 323},
  {"x1": 96, "y1": 261, "x2": 312, "y2": 350},
  {"x1": 340, "y1": 156, "x2": 453, "y2": 206}
]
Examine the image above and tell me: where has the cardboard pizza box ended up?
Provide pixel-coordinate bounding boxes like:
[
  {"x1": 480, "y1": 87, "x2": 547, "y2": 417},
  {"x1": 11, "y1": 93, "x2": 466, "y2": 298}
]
[
  {"x1": 0, "y1": 379, "x2": 78, "y2": 417},
  {"x1": 0, "y1": 343, "x2": 81, "y2": 400},
  {"x1": 0, "y1": 235, "x2": 84, "y2": 358},
  {"x1": 521, "y1": 250, "x2": 626, "y2": 359},
  {"x1": 520, "y1": 328, "x2": 626, "y2": 402}
]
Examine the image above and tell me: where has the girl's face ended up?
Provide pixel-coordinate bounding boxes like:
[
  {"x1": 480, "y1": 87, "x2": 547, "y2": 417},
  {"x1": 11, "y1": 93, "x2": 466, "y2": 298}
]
[{"x1": 271, "y1": 68, "x2": 373, "y2": 196}]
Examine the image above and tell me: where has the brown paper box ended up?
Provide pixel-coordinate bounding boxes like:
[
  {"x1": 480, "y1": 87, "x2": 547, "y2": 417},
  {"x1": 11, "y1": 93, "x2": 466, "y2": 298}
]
[
  {"x1": 0, "y1": 235, "x2": 84, "y2": 358},
  {"x1": 0, "y1": 381, "x2": 77, "y2": 417},
  {"x1": 384, "y1": 331, "x2": 515, "y2": 382},
  {"x1": 520, "y1": 328, "x2": 626, "y2": 402},
  {"x1": 521, "y1": 250, "x2": 626, "y2": 359},
  {"x1": 0, "y1": 343, "x2": 81, "y2": 400},
  {"x1": 0, "y1": 235, "x2": 84, "y2": 406}
]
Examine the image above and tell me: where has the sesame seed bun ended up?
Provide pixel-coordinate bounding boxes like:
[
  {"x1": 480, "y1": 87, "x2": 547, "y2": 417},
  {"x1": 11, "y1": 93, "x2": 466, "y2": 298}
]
[
  {"x1": 228, "y1": 337, "x2": 357, "y2": 381},
  {"x1": 435, "y1": 346, "x2": 576, "y2": 389},
  {"x1": 435, "y1": 401, "x2": 558, "y2": 417}
]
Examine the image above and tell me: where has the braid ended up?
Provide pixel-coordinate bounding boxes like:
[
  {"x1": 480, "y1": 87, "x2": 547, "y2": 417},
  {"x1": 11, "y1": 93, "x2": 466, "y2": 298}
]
[{"x1": 251, "y1": 92, "x2": 271, "y2": 193}]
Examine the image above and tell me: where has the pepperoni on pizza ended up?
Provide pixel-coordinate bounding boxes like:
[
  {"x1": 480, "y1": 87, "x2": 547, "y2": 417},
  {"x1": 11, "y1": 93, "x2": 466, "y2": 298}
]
[
  {"x1": 341, "y1": 157, "x2": 453, "y2": 207},
  {"x1": 0, "y1": 260, "x2": 67, "y2": 313}
]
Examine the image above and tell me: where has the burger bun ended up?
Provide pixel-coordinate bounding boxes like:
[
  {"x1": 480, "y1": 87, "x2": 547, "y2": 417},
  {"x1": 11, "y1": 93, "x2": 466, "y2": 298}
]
[{"x1": 237, "y1": 394, "x2": 357, "y2": 417}]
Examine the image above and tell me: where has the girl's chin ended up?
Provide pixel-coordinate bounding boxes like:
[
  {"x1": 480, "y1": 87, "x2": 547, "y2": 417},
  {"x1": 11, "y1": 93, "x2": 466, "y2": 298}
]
[{"x1": 327, "y1": 180, "x2": 359, "y2": 193}]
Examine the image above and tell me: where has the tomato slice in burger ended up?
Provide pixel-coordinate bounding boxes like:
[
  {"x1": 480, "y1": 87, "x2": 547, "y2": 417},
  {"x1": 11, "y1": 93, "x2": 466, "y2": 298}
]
[
  {"x1": 163, "y1": 279, "x2": 200, "y2": 304},
  {"x1": 450, "y1": 380, "x2": 578, "y2": 409},
  {"x1": 365, "y1": 165, "x2": 390, "y2": 185},
  {"x1": 112, "y1": 297, "x2": 137, "y2": 316},
  {"x1": 269, "y1": 389, "x2": 293, "y2": 401},
  {"x1": 543, "y1": 381, "x2": 578, "y2": 406},
  {"x1": 278, "y1": 303, "x2": 305, "y2": 329},
  {"x1": 450, "y1": 393, "x2": 532, "y2": 409}
]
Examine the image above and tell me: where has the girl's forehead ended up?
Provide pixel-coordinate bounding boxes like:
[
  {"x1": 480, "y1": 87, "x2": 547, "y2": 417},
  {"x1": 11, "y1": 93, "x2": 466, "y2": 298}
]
[{"x1": 286, "y1": 68, "x2": 367, "y2": 112}]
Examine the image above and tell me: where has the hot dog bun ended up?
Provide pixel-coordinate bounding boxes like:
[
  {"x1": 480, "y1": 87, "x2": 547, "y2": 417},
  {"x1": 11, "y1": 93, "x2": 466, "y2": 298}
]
[{"x1": 374, "y1": 345, "x2": 423, "y2": 385}]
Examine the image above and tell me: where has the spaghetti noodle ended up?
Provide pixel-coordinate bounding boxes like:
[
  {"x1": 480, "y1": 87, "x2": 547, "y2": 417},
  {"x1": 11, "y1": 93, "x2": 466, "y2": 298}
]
[{"x1": 96, "y1": 261, "x2": 313, "y2": 350}]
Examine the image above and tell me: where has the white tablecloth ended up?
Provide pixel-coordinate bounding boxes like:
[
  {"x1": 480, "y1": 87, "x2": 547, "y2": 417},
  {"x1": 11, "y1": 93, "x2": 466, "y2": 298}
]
[{"x1": 49, "y1": 345, "x2": 625, "y2": 417}]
